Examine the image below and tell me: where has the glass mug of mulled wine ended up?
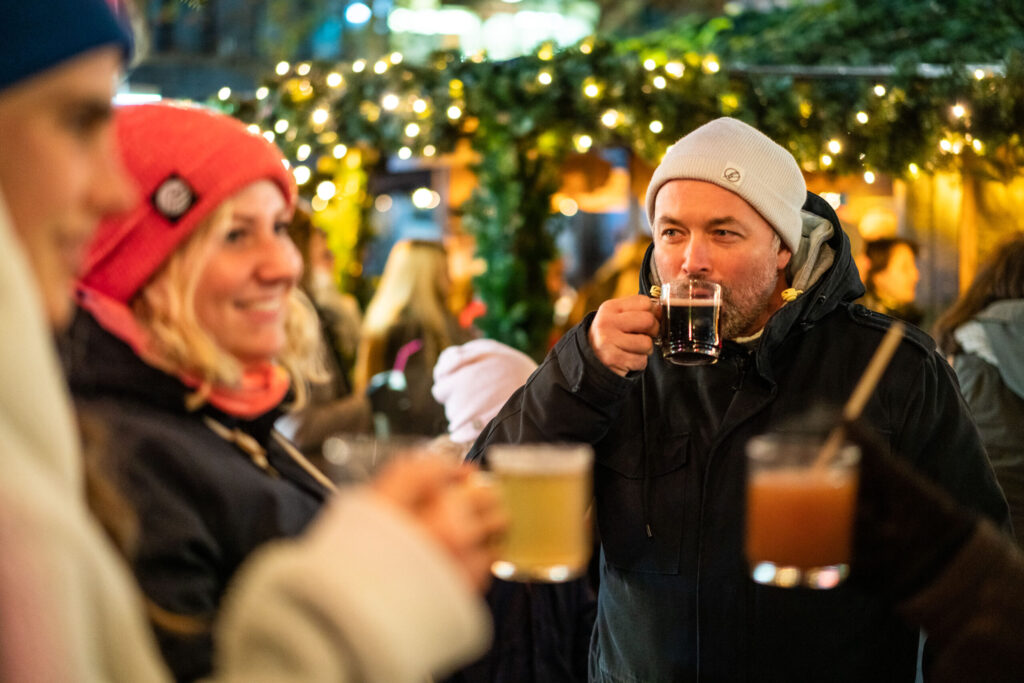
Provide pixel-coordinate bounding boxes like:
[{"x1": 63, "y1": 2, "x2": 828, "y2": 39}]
[{"x1": 658, "y1": 277, "x2": 722, "y2": 366}]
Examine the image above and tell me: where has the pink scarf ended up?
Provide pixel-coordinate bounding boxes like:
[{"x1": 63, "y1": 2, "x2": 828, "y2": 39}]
[{"x1": 76, "y1": 286, "x2": 290, "y2": 419}]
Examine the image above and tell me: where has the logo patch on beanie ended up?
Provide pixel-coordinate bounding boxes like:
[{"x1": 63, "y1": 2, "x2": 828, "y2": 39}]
[
  {"x1": 722, "y1": 165, "x2": 743, "y2": 184},
  {"x1": 152, "y1": 174, "x2": 197, "y2": 223}
]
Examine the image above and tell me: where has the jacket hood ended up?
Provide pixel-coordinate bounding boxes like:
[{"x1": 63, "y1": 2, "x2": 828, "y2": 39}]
[
  {"x1": 640, "y1": 191, "x2": 864, "y2": 380},
  {"x1": 955, "y1": 299, "x2": 1024, "y2": 400}
]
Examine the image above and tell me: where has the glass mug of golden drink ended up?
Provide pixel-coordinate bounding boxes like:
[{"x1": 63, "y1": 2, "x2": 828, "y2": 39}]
[{"x1": 487, "y1": 443, "x2": 593, "y2": 583}]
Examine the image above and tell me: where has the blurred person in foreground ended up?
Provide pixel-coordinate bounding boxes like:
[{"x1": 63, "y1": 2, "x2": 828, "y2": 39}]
[
  {"x1": 933, "y1": 232, "x2": 1024, "y2": 539},
  {"x1": 849, "y1": 417, "x2": 1024, "y2": 683},
  {"x1": 432, "y1": 339, "x2": 597, "y2": 683},
  {"x1": 469, "y1": 117, "x2": 1007, "y2": 681},
  {"x1": 354, "y1": 239, "x2": 469, "y2": 437},
  {"x1": 0, "y1": 5, "x2": 502, "y2": 679},
  {"x1": 859, "y1": 236, "x2": 924, "y2": 326}
]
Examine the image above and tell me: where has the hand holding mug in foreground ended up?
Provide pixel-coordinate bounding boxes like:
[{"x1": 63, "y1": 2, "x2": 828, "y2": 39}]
[
  {"x1": 588, "y1": 294, "x2": 661, "y2": 377},
  {"x1": 372, "y1": 457, "x2": 507, "y2": 591}
]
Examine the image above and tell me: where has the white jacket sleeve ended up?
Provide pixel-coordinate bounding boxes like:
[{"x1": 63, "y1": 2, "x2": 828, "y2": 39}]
[{"x1": 213, "y1": 489, "x2": 492, "y2": 683}]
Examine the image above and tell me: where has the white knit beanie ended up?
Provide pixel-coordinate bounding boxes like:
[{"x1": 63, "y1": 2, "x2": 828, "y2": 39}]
[
  {"x1": 645, "y1": 117, "x2": 806, "y2": 252},
  {"x1": 431, "y1": 339, "x2": 538, "y2": 445}
]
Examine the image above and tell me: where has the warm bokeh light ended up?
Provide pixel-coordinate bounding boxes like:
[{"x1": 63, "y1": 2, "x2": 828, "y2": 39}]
[
  {"x1": 311, "y1": 108, "x2": 329, "y2": 126},
  {"x1": 316, "y1": 181, "x2": 337, "y2": 201}
]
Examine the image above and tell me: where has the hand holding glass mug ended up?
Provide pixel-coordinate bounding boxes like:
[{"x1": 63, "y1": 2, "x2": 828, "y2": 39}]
[{"x1": 372, "y1": 456, "x2": 508, "y2": 592}]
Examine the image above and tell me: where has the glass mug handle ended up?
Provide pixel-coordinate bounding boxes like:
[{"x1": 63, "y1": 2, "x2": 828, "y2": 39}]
[{"x1": 649, "y1": 285, "x2": 662, "y2": 345}]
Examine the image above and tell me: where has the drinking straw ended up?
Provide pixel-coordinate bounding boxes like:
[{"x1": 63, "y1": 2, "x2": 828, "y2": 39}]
[{"x1": 816, "y1": 321, "x2": 906, "y2": 466}]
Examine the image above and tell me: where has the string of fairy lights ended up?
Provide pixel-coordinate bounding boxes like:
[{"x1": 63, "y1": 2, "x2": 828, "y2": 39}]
[
  {"x1": 209, "y1": 35, "x2": 1022, "y2": 356},
  {"x1": 213, "y1": 35, "x2": 1022, "y2": 208}
]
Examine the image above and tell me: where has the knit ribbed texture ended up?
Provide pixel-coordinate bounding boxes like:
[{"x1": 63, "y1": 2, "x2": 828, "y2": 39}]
[
  {"x1": 79, "y1": 103, "x2": 296, "y2": 303},
  {"x1": 0, "y1": 0, "x2": 132, "y2": 93},
  {"x1": 645, "y1": 117, "x2": 806, "y2": 252}
]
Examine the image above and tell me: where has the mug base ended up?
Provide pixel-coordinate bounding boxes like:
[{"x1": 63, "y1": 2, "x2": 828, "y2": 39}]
[
  {"x1": 749, "y1": 561, "x2": 848, "y2": 589},
  {"x1": 664, "y1": 347, "x2": 720, "y2": 366},
  {"x1": 491, "y1": 560, "x2": 586, "y2": 583}
]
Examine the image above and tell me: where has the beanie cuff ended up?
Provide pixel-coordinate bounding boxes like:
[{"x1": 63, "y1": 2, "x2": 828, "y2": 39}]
[{"x1": 644, "y1": 118, "x2": 805, "y2": 253}]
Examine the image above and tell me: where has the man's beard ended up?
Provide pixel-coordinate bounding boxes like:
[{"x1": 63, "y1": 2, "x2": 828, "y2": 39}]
[{"x1": 717, "y1": 258, "x2": 783, "y2": 339}]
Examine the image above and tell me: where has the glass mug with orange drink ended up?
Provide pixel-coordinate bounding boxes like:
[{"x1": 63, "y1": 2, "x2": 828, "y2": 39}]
[
  {"x1": 745, "y1": 433, "x2": 860, "y2": 589},
  {"x1": 487, "y1": 443, "x2": 593, "y2": 583}
]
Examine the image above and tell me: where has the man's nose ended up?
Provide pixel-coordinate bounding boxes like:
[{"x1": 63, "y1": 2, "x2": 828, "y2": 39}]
[{"x1": 681, "y1": 235, "x2": 712, "y2": 276}]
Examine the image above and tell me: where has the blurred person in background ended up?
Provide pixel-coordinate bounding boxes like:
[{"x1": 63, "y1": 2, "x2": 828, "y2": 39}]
[
  {"x1": 277, "y1": 206, "x2": 371, "y2": 465},
  {"x1": 355, "y1": 239, "x2": 469, "y2": 437},
  {"x1": 859, "y1": 236, "x2": 924, "y2": 326},
  {"x1": 431, "y1": 338, "x2": 539, "y2": 458},
  {"x1": 933, "y1": 233, "x2": 1024, "y2": 540}
]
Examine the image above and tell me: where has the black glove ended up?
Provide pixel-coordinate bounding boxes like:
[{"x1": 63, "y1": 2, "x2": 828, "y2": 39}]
[{"x1": 847, "y1": 420, "x2": 977, "y2": 602}]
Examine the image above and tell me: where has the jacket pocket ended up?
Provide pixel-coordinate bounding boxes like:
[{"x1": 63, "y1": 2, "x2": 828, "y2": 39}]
[{"x1": 595, "y1": 430, "x2": 689, "y2": 574}]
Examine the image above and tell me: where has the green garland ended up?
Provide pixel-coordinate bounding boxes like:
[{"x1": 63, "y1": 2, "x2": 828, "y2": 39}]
[{"x1": 212, "y1": 2, "x2": 1024, "y2": 357}]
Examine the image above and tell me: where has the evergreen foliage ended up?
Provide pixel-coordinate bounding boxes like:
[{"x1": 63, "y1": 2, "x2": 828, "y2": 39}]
[{"x1": 208, "y1": 0, "x2": 1024, "y2": 357}]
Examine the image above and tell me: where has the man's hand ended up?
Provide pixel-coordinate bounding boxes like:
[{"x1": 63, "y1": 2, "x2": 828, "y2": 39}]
[{"x1": 588, "y1": 295, "x2": 661, "y2": 377}]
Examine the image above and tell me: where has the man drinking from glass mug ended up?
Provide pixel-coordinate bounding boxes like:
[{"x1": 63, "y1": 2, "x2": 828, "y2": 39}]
[{"x1": 469, "y1": 117, "x2": 1009, "y2": 682}]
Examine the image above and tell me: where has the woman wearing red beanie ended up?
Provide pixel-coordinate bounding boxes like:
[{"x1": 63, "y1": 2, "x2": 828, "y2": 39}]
[{"x1": 60, "y1": 102, "x2": 501, "y2": 681}]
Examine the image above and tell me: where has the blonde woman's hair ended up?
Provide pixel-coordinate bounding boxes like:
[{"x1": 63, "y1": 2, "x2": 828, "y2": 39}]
[
  {"x1": 132, "y1": 201, "x2": 327, "y2": 411},
  {"x1": 353, "y1": 240, "x2": 455, "y2": 392}
]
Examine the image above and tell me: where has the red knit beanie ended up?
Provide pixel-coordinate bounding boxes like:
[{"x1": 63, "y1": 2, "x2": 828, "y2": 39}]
[{"x1": 79, "y1": 103, "x2": 296, "y2": 303}]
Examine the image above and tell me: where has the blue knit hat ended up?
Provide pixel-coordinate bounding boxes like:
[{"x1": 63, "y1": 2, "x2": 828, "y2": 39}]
[{"x1": 0, "y1": 0, "x2": 133, "y2": 93}]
